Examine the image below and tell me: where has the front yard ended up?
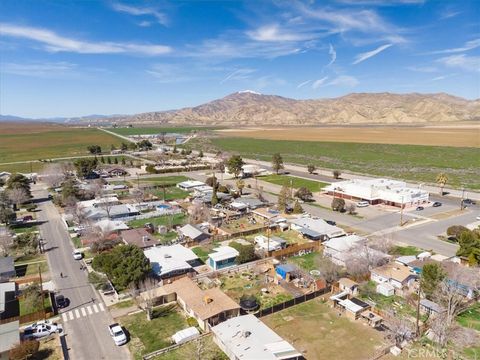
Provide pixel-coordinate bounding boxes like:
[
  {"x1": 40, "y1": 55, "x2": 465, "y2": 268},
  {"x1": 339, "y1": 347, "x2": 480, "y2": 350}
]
[
  {"x1": 118, "y1": 305, "x2": 190, "y2": 360},
  {"x1": 258, "y1": 174, "x2": 328, "y2": 192},
  {"x1": 263, "y1": 297, "x2": 387, "y2": 360}
]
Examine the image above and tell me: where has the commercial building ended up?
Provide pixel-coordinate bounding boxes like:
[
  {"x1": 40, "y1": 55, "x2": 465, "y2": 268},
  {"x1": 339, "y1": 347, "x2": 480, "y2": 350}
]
[
  {"x1": 323, "y1": 179, "x2": 429, "y2": 207},
  {"x1": 211, "y1": 314, "x2": 302, "y2": 360}
]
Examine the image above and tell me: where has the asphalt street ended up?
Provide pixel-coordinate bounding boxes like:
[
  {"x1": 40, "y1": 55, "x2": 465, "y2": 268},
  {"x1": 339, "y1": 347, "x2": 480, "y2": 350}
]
[{"x1": 33, "y1": 184, "x2": 130, "y2": 360}]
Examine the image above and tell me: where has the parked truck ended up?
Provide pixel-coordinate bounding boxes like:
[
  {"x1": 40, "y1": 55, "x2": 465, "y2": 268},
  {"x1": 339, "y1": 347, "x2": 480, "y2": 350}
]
[{"x1": 108, "y1": 323, "x2": 127, "y2": 346}]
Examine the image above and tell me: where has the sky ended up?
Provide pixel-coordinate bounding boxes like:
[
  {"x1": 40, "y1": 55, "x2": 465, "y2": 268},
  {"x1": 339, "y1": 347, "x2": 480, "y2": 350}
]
[{"x1": 0, "y1": 0, "x2": 479, "y2": 118}]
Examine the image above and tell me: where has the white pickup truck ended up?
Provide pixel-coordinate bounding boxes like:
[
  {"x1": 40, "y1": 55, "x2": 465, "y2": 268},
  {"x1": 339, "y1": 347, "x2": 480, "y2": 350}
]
[
  {"x1": 108, "y1": 323, "x2": 127, "y2": 346},
  {"x1": 23, "y1": 321, "x2": 61, "y2": 340}
]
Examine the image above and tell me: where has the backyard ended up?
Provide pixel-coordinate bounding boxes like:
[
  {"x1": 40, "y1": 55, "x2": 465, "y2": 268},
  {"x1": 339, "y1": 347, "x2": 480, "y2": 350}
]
[
  {"x1": 118, "y1": 305, "x2": 190, "y2": 360},
  {"x1": 457, "y1": 303, "x2": 480, "y2": 332},
  {"x1": 137, "y1": 175, "x2": 190, "y2": 186},
  {"x1": 147, "y1": 187, "x2": 190, "y2": 201},
  {"x1": 258, "y1": 174, "x2": 328, "y2": 192},
  {"x1": 153, "y1": 335, "x2": 227, "y2": 360},
  {"x1": 127, "y1": 213, "x2": 186, "y2": 229},
  {"x1": 288, "y1": 251, "x2": 323, "y2": 272},
  {"x1": 219, "y1": 270, "x2": 293, "y2": 310},
  {"x1": 219, "y1": 216, "x2": 265, "y2": 234},
  {"x1": 263, "y1": 297, "x2": 387, "y2": 360}
]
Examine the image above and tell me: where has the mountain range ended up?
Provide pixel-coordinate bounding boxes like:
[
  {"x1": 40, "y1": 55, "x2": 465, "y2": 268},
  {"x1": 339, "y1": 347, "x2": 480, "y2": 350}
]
[{"x1": 3, "y1": 92, "x2": 479, "y2": 126}]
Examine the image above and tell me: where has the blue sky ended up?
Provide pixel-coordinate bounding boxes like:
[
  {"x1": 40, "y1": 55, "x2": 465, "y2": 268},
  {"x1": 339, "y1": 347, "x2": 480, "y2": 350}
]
[{"x1": 0, "y1": 0, "x2": 479, "y2": 118}]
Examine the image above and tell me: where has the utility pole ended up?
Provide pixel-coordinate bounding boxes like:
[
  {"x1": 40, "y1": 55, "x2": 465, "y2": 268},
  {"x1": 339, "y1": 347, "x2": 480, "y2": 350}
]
[
  {"x1": 460, "y1": 187, "x2": 465, "y2": 210},
  {"x1": 38, "y1": 264, "x2": 46, "y2": 320},
  {"x1": 400, "y1": 196, "x2": 404, "y2": 226},
  {"x1": 415, "y1": 279, "x2": 422, "y2": 337}
]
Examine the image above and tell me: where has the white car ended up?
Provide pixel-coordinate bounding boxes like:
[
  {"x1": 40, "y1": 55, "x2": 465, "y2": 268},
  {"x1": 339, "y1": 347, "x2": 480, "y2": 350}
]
[
  {"x1": 109, "y1": 323, "x2": 127, "y2": 346},
  {"x1": 72, "y1": 250, "x2": 83, "y2": 260},
  {"x1": 477, "y1": 215, "x2": 480, "y2": 221},
  {"x1": 357, "y1": 201, "x2": 370, "y2": 208},
  {"x1": 23, "y1": 323, "x2": 60, "y2": 340}
]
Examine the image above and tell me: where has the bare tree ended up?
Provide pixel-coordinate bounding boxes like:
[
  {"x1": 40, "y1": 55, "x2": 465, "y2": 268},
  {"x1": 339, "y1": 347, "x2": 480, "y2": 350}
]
[
  {"x1": 0, "y1": 228, "x2": 13, "y2": 256},
  {"x1": 346, "y1": 243, "x2": 389, "y2": 278},
  {"x1": 346, "y1": 203, "x2": 356, "y2": 215},
  {"x1": 368, "y1": 235, "x2": 394, "y2": 255},
  {"x1": 315, "y1": 255, "x2": 343, "y2": 283},
  {"x1": 430, "y1": 265, "x2": 480, "y2": 347},
  {"x1": 384, "y1": 312, "x2": 415, "y2": 347},
  {"x1": 7, "y1": 188, "x2": 29, "y2": 210},
  {"x1": 188, "y1": 202, "x2": 210, "y2": 224},
  {"x1": 136, "y1": 277, "x2": 159, "y2": 321},
  {"x1": 41, "y1": 163, "x2": 66, "y2": 188}
]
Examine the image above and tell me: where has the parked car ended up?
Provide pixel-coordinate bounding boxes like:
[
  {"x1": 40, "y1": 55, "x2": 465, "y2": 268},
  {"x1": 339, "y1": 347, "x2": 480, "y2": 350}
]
[
  {"x1": 55, "y1": 294, "x2": 69, "y2": 308},
  {"x1": 432, "y1": 202, "x2": 442, "y2": 207},
  {"x1": 23, "y1": 323, "x2": 60, "y2": 340},
  {"x1": 357, "y1": 201, "x2": 370, "y2": 208},
  {"x1": 324, "y1": 219, "x2": 337, "y2": 226},
  {"x1": 25, "y1": 320, "x2": 54, "y2": 331},
  {"x1": 463, "y1": 199, "x2": 476, "y2": 205},
  {"x1": 109, "y1": 323, "x2": 127, "y2": 346},
  {"x1": 416, "y1": 206, "x2": 424, "y2": 211},
  {"x1": 476, "y1": 215, "x2": 480, "y2": 220},
  {"x1": 23, "y1": 215, "x2": 33, "y2": 221},
  {"x1": 72, "y1": 250, "x2": 83, "y2": 260}
]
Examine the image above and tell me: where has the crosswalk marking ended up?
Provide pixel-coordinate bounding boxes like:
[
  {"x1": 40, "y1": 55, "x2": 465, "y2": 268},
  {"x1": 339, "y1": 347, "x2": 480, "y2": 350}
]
[
  {"x1": 99, "y1": 303, "x2": 105, "y2": 312},
  {"x1": 81, "y1": 307, "x2": 87, "y2": 317},
  {"x1": 68, "y1": 311, "x2": 74, "y2": 321},
  {"x1": 61, "y1": 313, "x2": 68, "y2": 322},
  {"x1": 60, "y1": 302, "x2": 106, "y2": 323},
  {"x1": 74, "y1": 309, "x2": 80, "y2": 318},
  {"x1": 93, "y1": 304, "x2": 99, "y2": 313},
  {"x1": 87, "y1": 305, "x2": 93, "y2": 315}
]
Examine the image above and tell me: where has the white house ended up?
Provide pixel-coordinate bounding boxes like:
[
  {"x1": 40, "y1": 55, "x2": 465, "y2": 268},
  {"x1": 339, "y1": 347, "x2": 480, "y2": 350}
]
[
  {"x1": 211, "y1": 315, "x2": 302, "y2": 360},
  {"x1": 323, "y1": 178, "x2": 429, "y2": 207},
  {"x1": 177, "y1": 180, "x2": 206, "y2": 191},
  {"x1": 370, "y1": 263, "x2": 417, "y2": 289},
  {"x1": 144, "y1": 244, "x2": 200, "y2": 279},
  {"x1": 290, "y1": 218, "x2": 346, "y2": 241},
  {"x1": 254, "y1": 235, "x2": 287, "y2": 252},
  {"x1": 323, "y1": 235, "x2": 366, "y2": 266}
]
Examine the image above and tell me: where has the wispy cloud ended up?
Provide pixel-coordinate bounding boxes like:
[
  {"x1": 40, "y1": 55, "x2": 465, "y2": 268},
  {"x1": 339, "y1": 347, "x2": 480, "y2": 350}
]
[
  {"x1": 112, "y1": 3, "x2": 168, "y2": 26},
  {"x1": 431, "y1": 74, "x2": 456, "y2": 81},
  {"x1": 428, "y1": 38, "x2": 480, "y2": 54},
  {"x1": 312, "y1": 76, "x2": 329, "y2": 89},
  {"x1": 327, "y1": 75, "x2": 359, "y2": 87},
  {"x1": 2, "y1": 61, "x2": 77, "y2": 77},
  {"x1": 146, "y1": 64, "x2": 195, "y2": 83},
  {"x1": 407, "y1": 65, "x2": 438, "y2": 73},
  {"x1": 0, "y1": 23, "x2": 172, "y2": 55},
  {"x1": 439, "y1": 8, "x2": 461, "y2": 20},
  {"x1": 220, "y1": 68, "x2": 257, "y2": 84},
  {"x1": 297, "y1": 79, "x2": 312, "y2": 88},
  {"x1": 246, "y1": 24, "x2": 316, "y2": 42},
  {"x1": 336, "y1": 0, "x2": 425, "y2": 5},
  {"x1": 437, "y1": 54, "x2": 480, "y2": 72},
  {"x1": 353, "y1": 43, "x2": 392, "y2": 64},
  {"x1": 327, "y1": 43, "x2": 336, "y2": 67}
]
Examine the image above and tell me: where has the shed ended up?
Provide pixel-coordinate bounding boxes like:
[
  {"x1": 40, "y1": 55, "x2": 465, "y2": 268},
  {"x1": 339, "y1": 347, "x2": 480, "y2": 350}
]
[
  {"x1": 275, "y1": 263, "x2": 297, "y2": 280},
  {"x1": 376, "y1": 283, "x2": 395, "y2": 297},
  {"x1": 171, "y1": 326, "x2": 200, "y2": 344},
  {"x1": 0, "y1": 257, "x2": 15, "y2": 282}
]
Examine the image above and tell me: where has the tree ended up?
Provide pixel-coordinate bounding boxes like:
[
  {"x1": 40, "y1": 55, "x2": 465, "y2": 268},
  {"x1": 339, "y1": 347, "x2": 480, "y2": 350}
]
[
  {"x1": 188, "y1": 202, "x2": 210, "y2": 224},
  {"x1": 456, "y1": 230, "x2": 480, "y2": 265},
  {"x1": 227, "y1": 155, "x2": 245, "y2": 178},
  {"x1": 74, "y1": 158, "x2": 98, "y2": 179},
  {"x1": 0, "y1": 228, "x2": 13, "y2": 256},
  {"x1": 114, "y1": 157, "x2": 119, "y2": 165},
  {"x1": 384, "y1": 312, "x2": 415, "y2": 347},
  {"x1": 128, "y1": 142, "x2": 137, "y2": 151},
  {"x1": 107, "y1": 157, "x2": 112, "y2": 165},
  {"x1": 271, "y1": 153, "x2": 284, "y2": 174},
  {"x1": 14, "y1": 232, "x2": 39, "y2": 255},
  {"x1": 22, "y1": 283, "x2": 43, "y2": 313},
  {"x1": 6, "y1": 173, "x2": 31, "y2": 198},
  {"x1": 236, "y1": 179, "x2": 245, "y2": 195},
  {"x1": 211, "y1": 186, "x2": 219, "y2": 206},
  {"x1": 420, "y1": 263, "x2": 446, "y2": 300},
  {"x1": 173, "y1": 145, "x2": 178, "y2": 153},
  {"x1": 205, "y1": 176, "x2": 218, "y2": 189},
  {"x1": 229, "y1": 241, "x2": 255, "y2": 264},
  {"x1": 138, "y1": 140, "x2": 153, "y2": 151},
  {"x1": 87, "y1": 145, "x2": 102, "y2": 154},
  {"x1": 294, "y1": 187, "x2": 312, "y2": 202},
  {"x1": 446, "y1": 225, "x2": 470, "y2": 240},
  {"x1": 292, "y1": 200, "x2": 303, "y2": 214},
  {"x1": 145, "y1": 164, "x2": 157, "y2": 174},
  {"x1": 315, "y1": 256, "x2": 343, "y2": 283},
  {"x1": 9, "y1": 340, "x2": 40, "y2": 360},
  {"x1": 41, "y1": 163, "x2": 67, "y2": 188},
  {"x1": 135, "y1": 277, "x2": 159, "y2": 321},
  {"x1": 307, "y1": 164, "x2": 316, "y2": 174},
  {"x1": 7, "y1": 188, "x2": 29, "y2": 210},
  {"x1": 121, "y1": 142, "x2": 128, "y2": 151},
  {"x1": 0, "y1": 192, "x2": 15, "y2": 225},
  {"x1": 121, "y1": 158, "x2": 126, "y2": 166},
  {"x1": 332, "y1": 170, "x2": 342, "y2": 179},
  {"x1": 436, "y1": 173, "x2": 448, "y2": 195},
  {"x1": 331, "y1": 198, "x2": 345, "y2": 212},
  {"x1": 111, "y1": 144, "x2": 117, "y2": 151},
  {"x1": 100, "y1": 156, "x2": 105, "y2": 164},
  {"x1": 198, "y1": 150, "x2": 204, "y2": 158},
  {"x1": 346, "y1": 203, "x2": 356, "y2": 215},
  {"x1": 92, "y1": 245, "x2": 151, "y2": 291},
  {"x1": 277, "y1": 185, "x2": 290, "y2": 211}
]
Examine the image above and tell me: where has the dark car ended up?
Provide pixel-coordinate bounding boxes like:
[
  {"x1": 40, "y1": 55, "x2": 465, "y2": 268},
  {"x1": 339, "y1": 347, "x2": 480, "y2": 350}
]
[
  {"x1": 432, "y1": 202, "x2": 442, "y2": 207},
  {"x1": 416, "y1": 206, "x2": 424, "y2": 211},
  {"x1": 463, "y1": 199, "x2": 476, "y2": 205},
  {"x1": 55, "y1": 295, "x2": 68, "y2": 309},
  {"x1": 23, "y1": 215, "x2": 34, "y2": 221},
  {"x1": 324, "y1": 220, "x2": 337, "y2": 226}
]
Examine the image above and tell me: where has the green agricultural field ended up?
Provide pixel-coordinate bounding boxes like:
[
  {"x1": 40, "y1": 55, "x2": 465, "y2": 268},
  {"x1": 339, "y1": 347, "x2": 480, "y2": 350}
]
[
  {"x1": 0, "y1": 126, "x2": 123, "y2": 165},
  {"x1": 212, "y1": 138, "x2": 480, "y2": 190},
  {"x1": 258, "y1": 174, "x2": 328, "y2": 192},
  {"x1": 109, "y1": 126, "x2": 221, "y2": 136}
]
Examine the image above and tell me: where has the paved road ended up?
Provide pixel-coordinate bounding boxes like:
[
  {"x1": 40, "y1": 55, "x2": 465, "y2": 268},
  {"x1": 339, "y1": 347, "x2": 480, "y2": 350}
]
[{"x1": 33, "y1": 184, "x2": 130, "y2": 360}]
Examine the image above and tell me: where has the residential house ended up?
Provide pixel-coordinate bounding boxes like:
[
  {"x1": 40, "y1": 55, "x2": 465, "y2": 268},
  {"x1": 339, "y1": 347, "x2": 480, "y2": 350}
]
[
  {"x1": 211, "y1": 314, "x2": 302, "y2": 360},
  {"x1": 395, "y1": 256, "x2": 417, "y2": 267},
  {"x1": 254, "y1": 235, "x2": 287, "y2": 252},
  {"x1": 208, "y1": 246, "x2": 239, "y2": 271},
  {"x1": 94, "y1": 219, "x2": 129, "y2": 234},
  {"x1": 370, "y1": 263, "x2": 417, "y2": 290},
  {"x1": 420, "y1": 299, "x2": 445, "y2": 316},
  {"x1": 144, "y1": 245, "x2": 200, "y2": 279},
  {"x1": 230, "y1": 197, "x2": 266, "y2": 211},
  {"x1": 0, "y1": 320, "x2": 19, "y2": 360},
  {"x1": 0, "y1": 258, "x2": 15, "y2": 283},
  {"x1": 121, "y1": 228, "x2": 156, "y2": 249},
  {"x1": 177, "y1": 180, "x2": 206, "y2": 191},
  {"x1": 82, "y1": 204, "x2": 140, "y2": 221},
  {"x1": 290, "y1": 218, "x2": 346, "y2": 241},
  {"x1": 178, "y1": 224, "x2": 210, "y2": 243},
  {"x1": 323, "y1": 235, "x2": 365, "y2": 266},
  {"x1": 338, "y1": 278, "x2": 359, "y2": 296}
]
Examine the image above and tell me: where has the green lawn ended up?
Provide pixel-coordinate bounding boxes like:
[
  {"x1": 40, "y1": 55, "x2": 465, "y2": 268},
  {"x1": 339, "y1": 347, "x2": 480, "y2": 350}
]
[
  {"x1": 14, "y1": 254, "x2": 46, "y2": 264},
  {"x1": 15, "y1": 261, "x2": 49, "y2": 278},
  {"x1": 118, "y1": 306, "x2": 189, "y2": 360},
  {"x1": 148, "y1": 187, "x2": 190, "y2": 201},
  {"x1": 192, "y1": 246, "x2": 211, "y2": 262},
  {"x1": 212, "y1": 138, "x2": 480, "y2": 190},
  {"x1": 138, "y1": 175, "x2": 190, "y2": 185},
  {"x1": 156, "y1": 231, "x2": 178, "y2": 244},
  {"x1": 109, "y1": 126, "x2": 221, "y2": 136},
  {"x1": 289, "y1": 251, "x2": 322, "y2": 272},
  {"x1": 19, "y1": 293, "x2": 52, "y2": 316},
  {"x1": 127, "y1": 213, "x2": 186, "y2": 229},
  {"x1": 12, "y1": 226, "x2": 39, "y2": 234},
  {"x1": 389, "y1": 245, "x2": 424, "y2": 256},
  {"x1": 0, "y1": 162, "x2": 45, "y2": 174},
  {"x1": 0, "y1": 127, "x2": 123, "y2": 164},
  {"x1": 457, "y1": 303, "x2": 480, "y2": 331},
  {"x1": 258, "y1": 174, "x2": 328, "y2": 192}
]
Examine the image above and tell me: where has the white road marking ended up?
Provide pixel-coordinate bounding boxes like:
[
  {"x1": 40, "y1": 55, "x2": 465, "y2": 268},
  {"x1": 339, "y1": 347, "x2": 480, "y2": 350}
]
[
  {"x1": 81, "y1": 307, "x2": 87, "y2": 317},
  {"x1": 61, "y1": 313, "x2": 68, "y2": 322},
  {"x1": 68, "y1": 311, "x2": 74, "y2": 321},
  {"x1": 74, "y1": 309, "x2": 80, "y2": 319},
  {"x1": 99, "y1": 303, "x2": 105, "y2": 312},
  {"x1": 93, "y1": 304, "x2": 99, "y2": 313},
  {"x1": 87, "y1": 306, "x2": 93, "y2": 315}
]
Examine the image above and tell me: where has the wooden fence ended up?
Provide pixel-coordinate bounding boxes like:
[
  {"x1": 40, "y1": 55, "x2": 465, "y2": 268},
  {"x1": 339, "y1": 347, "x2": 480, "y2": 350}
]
[
  {"x1": 142, "y1": 333, "x2": 210, "y2": 360},
  {"x1": 193, "y1": 258, "x2": 271, "y2": 280},
  {"x1": 211, "y1": 226, "x2": 268, "y2": 242},
  {"x1": 254, "y1": 286, "x2": 331, "y2": 318},
  {"x1": 268, "y1": 241, "x2": 322, "y2": 258},
  {"x1": 0, "y1": 309, "x2": 54, "y2": 326}
]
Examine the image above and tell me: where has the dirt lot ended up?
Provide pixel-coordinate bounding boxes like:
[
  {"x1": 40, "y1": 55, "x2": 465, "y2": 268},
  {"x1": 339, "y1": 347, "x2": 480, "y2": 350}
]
[
  {"x1": 263, "y1": 297, "x2": 387, "y2": 360},
  {"x1": 217, "y1": 125, "x2": 480, "y2": 148}
]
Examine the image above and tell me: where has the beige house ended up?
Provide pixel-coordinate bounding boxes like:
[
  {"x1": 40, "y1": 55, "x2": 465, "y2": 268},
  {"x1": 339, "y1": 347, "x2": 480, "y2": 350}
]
[{"x1": 370, "y1": 263, "x2": 417, "y2": 290}]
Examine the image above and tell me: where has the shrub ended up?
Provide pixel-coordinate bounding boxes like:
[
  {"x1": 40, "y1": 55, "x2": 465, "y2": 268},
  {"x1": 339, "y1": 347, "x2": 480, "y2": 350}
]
[
  {"x1": 9, "y1": 340, "x2": 39, "y2": 360},
  {"x1": 446, "y1": 225, "x2": 470, "y2": 239},
  {"x1": 331, "y1": 198, "x2": 345, "y2": 212},
  {"x1": 187, "y1": 317, "x2": 198, "y2": 327}
]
